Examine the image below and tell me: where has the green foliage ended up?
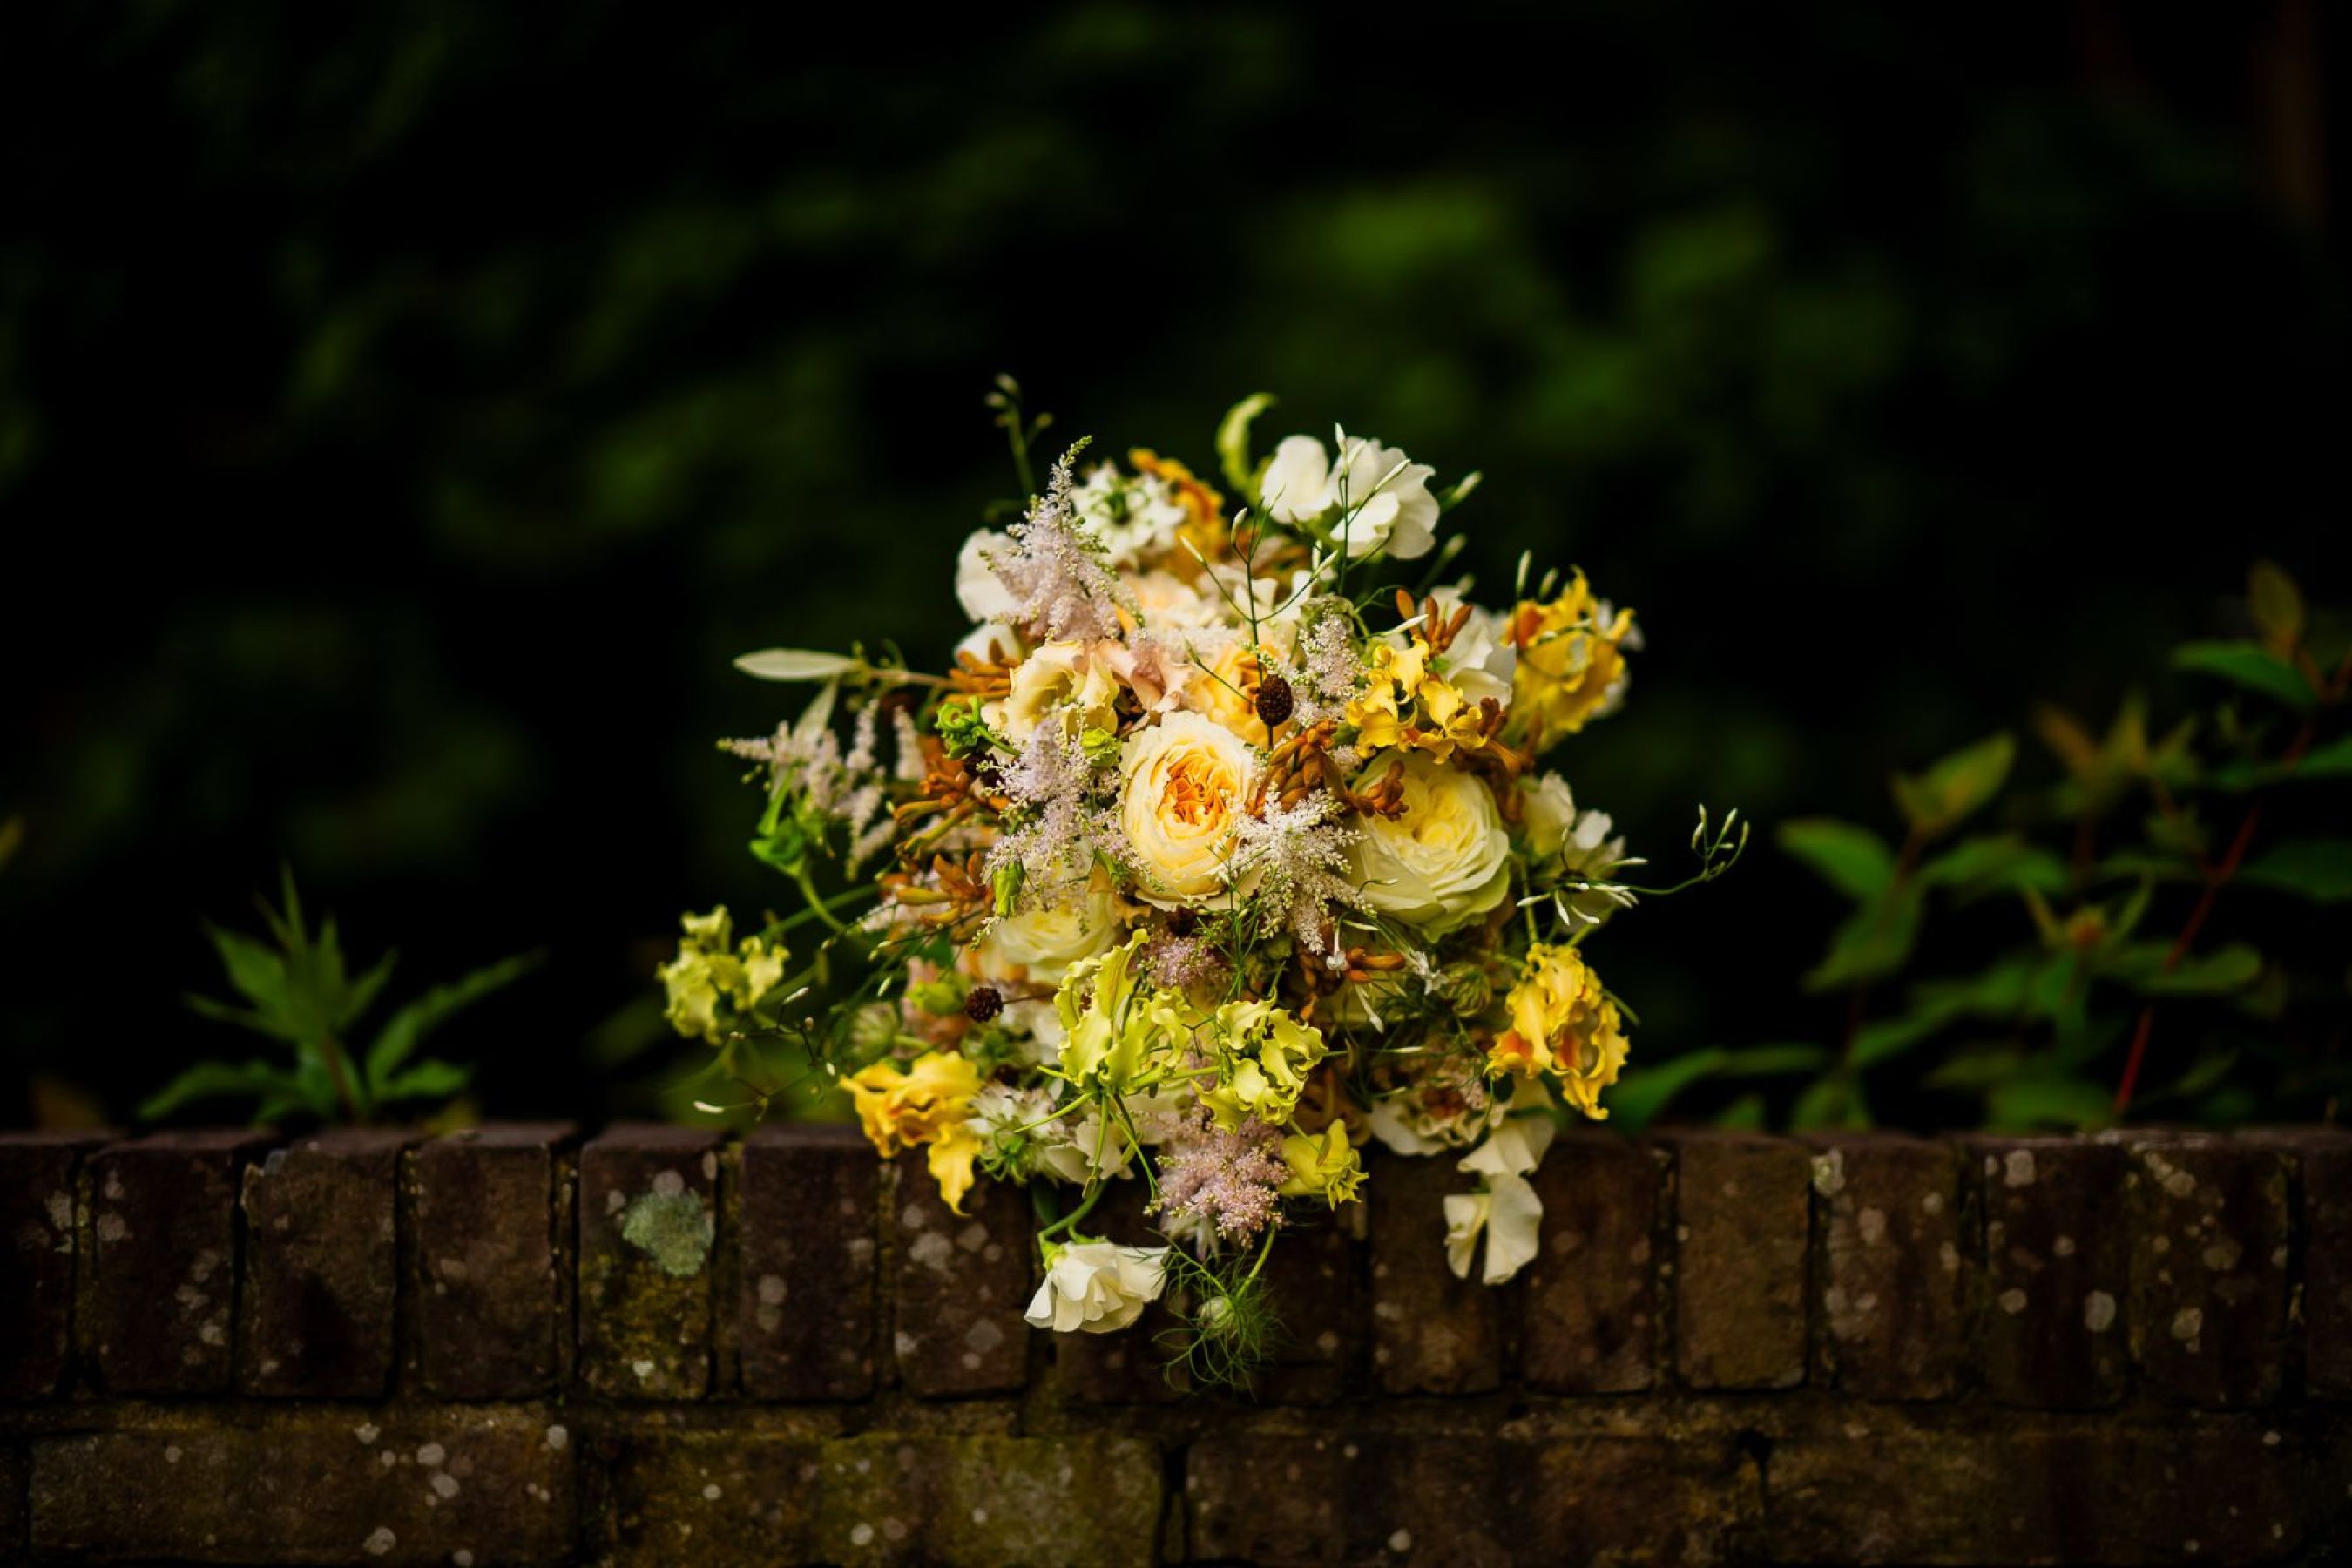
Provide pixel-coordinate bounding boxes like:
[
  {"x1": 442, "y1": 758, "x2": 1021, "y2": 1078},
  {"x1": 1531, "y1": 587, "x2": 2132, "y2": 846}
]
[
  {"x1": 143, "y1": 870, "x2": 537, "y2": 1125},
  {"x1": 1773, "y1": 561, "x2": 2352, "y2": 1132}
]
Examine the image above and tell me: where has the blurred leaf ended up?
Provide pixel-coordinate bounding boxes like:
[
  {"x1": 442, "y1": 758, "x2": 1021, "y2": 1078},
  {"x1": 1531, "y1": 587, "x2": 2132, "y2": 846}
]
[
  {"x1": 365, "y1": 950, "x2": 540, "y2": 1094},
  {"x1": 1713, "y1": 1093, "x2": 1767, "y2": 1131},
  {"x1": 1606, "y1": 1049, "x2": 1724, "y2": 1131},
  {"x1": 2103, "y1": 941, "x2": 2262, "y2": 996},
  {"x1": 374, "y1": 1058, "x2": 471, "y2": 1102},
  {"x1": 1923, "y1": 1045, "x2": 2028, "y2": 1089},
  {"x1": 1790, "y1": 1072, "x2": 1870, "y2": 1131},
  {"x1": 1777, "y1": 817, "x2": 1896, "y2": 900},
  {"x1": 1918, "y1": 834, "x2": 2068, "y2": 897},
  {"x1": 1715, "y1": 1043, "x2": 1834, "y2": 1075},
  {"x1": 2238, "y1": 839, "x2": 2352, "y2": 902},
  {"x1": 733, "y1": 648, "x2": 862, "y2": 682},
  {"x1": 0, "y1": 813, "x2": 23, "y2": 873},
  {"x1": 1984, "y1": 1071, "x2": 2112, "y2": 1132},
  {"x1": 2209, "y1": 734, "x2": 2352, "y2": 791},
  {"x1": 2247, "y1": 560, "x2": 2304, "y2": 659},
  {"x1": 138, "y1": 1059, "x2": 301, "y2": 1122},
  {"x1": 2171, "y1": 640, "x2": 2314, "y2": 711},
  {"x1": 2031, "y1": 703, "x2": 2099, "y2": 775},
  {"x1": 1802, "y1": 882, "x2": 1923, "y2": 992},
  {"x1": 1889, "y1": 732, "x2": 2014, "y2": 840}
]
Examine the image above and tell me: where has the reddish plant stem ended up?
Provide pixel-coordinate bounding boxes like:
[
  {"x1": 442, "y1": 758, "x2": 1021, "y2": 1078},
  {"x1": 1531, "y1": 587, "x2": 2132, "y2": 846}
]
[{"x1": 2114, "y1": 646, "x2": 2352, "y2": 1114}]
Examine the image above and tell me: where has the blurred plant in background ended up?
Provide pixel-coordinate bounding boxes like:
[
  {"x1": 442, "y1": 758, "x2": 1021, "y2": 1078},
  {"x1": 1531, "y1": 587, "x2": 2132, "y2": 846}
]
[
  {"x1": 1634, "y1": 562, "x2": 2348, "y2": 1132},
  {"x1": 143, "y1": 872, "x2": 538, "y2": 1125}
]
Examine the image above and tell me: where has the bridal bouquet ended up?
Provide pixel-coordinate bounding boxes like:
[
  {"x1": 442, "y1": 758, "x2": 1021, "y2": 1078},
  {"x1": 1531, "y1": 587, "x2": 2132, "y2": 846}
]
[{"x1": 659, "y1": 382, "x2": 1739, "y2": 1383}]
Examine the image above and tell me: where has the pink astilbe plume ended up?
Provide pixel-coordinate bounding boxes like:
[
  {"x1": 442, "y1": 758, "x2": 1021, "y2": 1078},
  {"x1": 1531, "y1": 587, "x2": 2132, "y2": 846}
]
[
  {"x1": 990, "y1": 443, "x2": 1127, "y2": 642},
  {"x1": 1230, "y1": 790, "x2": 1370, "y2": 954},
  {"x1": 982, "y1": 722, "x2": 1128, "y2": 900},
  {"x1": 1154, "y1": 1112, "x2": 1288, "y2": 1242}
]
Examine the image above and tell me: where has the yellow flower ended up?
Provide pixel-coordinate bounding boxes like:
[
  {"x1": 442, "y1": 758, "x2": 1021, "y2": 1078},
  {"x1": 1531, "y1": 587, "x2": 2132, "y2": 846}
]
[
  {"x1": 1188, "y1": 639, "x2": 1281, "y2": 741},
  {"x1": 1488, "y1": 942, "x2": 1629, "y2": 1119},
  {"x1": 846, "y1": 1051, "x2": 984, "y2": 1213},
  {"x1": 1198, "y1": 998, "x2": 1329, "y2": 1129},
  {"x1": 1509, "y1": 571, "x2": 1636, "y2": 748},
  {"x1": 1119, "y1": 711, "x2": 1256, "y2": 906},
  {"x1": 1345, "y1": 634, "x2": 1494, "y2": 762},
  {"x1": 1277, "y1": 1124, "x2": 1365, "y2": 1206},
  {"x1": 658, "y1": 906, "x2": 788, "y2": 1044},
  {"x1": 1052, "y1": 931, "x2": 1172, "y2": 1093}
]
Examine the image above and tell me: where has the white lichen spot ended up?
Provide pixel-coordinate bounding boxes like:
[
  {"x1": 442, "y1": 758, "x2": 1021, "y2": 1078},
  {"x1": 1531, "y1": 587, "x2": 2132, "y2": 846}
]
[
  {"x1": 2004, "y1": 1150, "x2": 2037, "y2": 1188},
  {"x1": 364, "y1": 1526, "x2": 397, "y2": 1557},
  {"x1": 701, "y1": 1150, "x2": 719, "y2": 1181},
  {"x1": 165, "y1": 1444, "x2": 182, "y2": 1464},
  {"x1": 431, "y1": 1474, "x2": 460, "y2": 1500},
  {"x1": 703, "y1": 1484, "x2": 721, "y2": 1501},
  {"x1": 544, "y1": 1425, "x2": 568, "y2": 1451},
  {"x1": 454, "y1": 1552, "x2": 475, "y2": 1567},
  {"x1": 2165, "y1": 1170, "x2": 2198, "y2": 1199},
  {"x1": 2085, "y1": 1291, "x2": 2118, "y2": 1333},
  {"x1": 2053, "y1": 1235, "x2": 2076, "y2": 1258},
  {"x1": 2153, "y1": 1235, "x2": 2172, "y2": 1255},
  {"x1": 1921, "y1": 1191, "x2": 1945, "y2": 1215},
  {"x1": 757, "y1": 1274, "x2": 787, "y2": 1307},
  {"x1": 1810, "y1": 1152, "x2": 1846, "y2": 1198},
  {"x1": 2202, "y1": 1239, "x2": 2243, "y2": 1273},
  {"x1": 965, "y1": 1319, "x2": 1006, "y2": 1355},
  {"x1": 652, "y1": 1168, "x2": 686, "y2": 1199},
  {"x1": 1389, "y1": 1528, "x2": 1416, "y2": 1552},
  {"x1": 605, "y1": 1189, "x2": 626, "y2": 1214},
  {"x1": 2172, "y1": 1307, "x2": 2205, "y2": 1344},
  {"x1": 1857, "y1": 1207, "x2": 1887, "y2": 1247},
  {"x1": 96, "y1": 1213, "x2": 127, "y2": 1245},
  {"x1": 850, "y1": 1523, "x2": 875, "y2": 1547},
  {"x1": 416, "y1": 1443, "x2": 446, "y2": 1467},
  {"x1": 355, "y1": 1423, "x2": 380, "y2": 1444},
  {"x1": 2262, "y1": 1430, "x2": 2281, "y2": 1447},
  {"x1": 1998, "y1": 1288, "x2": 2029, "y2": 1315},
  {"x1": 971, "y1": 1507, "x2": 989, "y2": 1524},
  {"x1": 1938, "y1": 1242, "x2": 1960, "y2": 1275},
  {"x1": 907, "y1": 1231, "x2": 956, "y2": 1274},
  {"x1": 632, "y1": 1359, "x2": 656, "y2": 1380}
]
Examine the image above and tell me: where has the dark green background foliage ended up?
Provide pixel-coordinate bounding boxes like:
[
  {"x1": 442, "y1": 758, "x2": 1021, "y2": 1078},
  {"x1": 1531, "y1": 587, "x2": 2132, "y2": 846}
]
[{"x1": 3, "y1": 5, "x2": 2345, "y2": 1123}]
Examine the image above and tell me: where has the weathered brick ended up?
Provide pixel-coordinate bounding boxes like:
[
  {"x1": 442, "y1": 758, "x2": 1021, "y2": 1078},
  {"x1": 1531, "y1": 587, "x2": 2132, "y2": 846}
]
[
  {"x1": 1051, "y1": 1177, "x2": 1186, "y2": 1403},
  {"x1": 1523, "y1": 1131, "x2": 1662, "y2": 1394},
  {"x1": 596, "y1": 1431, "x2": 1160, "y2": 1567},
  {"x1": 80, "y1": 1130, "x2": 270, "y2": 1394},
  {"x1": 891, "y1": 1150, "x2": 1031, "y2": 1397},
  {"x1": 1767, "y1": 1409, "x2": 2352, "y2": 1565},
  {"x1": 1807, "y1": 1133, "x2": 1969, "y2": 1400},
  {"x1": 579, "y1": 1124, "x2": 722, "y2": 1400},
  {"x1": 1368, "y1": 1149, "x2": 1500, "y2": 1395},
  {"x1": 1668, "y1": 1131, "x2": 1809, "y2": 1389},
  {"x1": 1970, "y1": 1135, "x2": 2130, "y2": 1408},
  {"x1": 239, "y1": 1128, "x2": 409, "y2": 1396},
  {"x1": 2246, "y1": 1128, "x2": 2352, "y2": 1399},
  {"x1": 739, "y1": 1122, "x2": 878, "y2": 1401},
  {"x1": 1186, "y1": 1431, "x2": 1758, "y2": 1566},
  {"x1": 412, "y1": 1122, "x2": 574, "y2": 1397},
  {"x1": 30, "y1": 1405, "x2": 575, "y2": 1565},
  {"x1": 2118, "y1": 1132, "x2": 2293, "y2": 1408},
  {"x1": 0, "y1": 1443, "x2": 25, "y2": 1556},
  {"x1": 1253, "y1": 1202, "x2": 1360, "y2": 1404},
  {"x1": 0, "y1": 1131, "x2": 109, "y2": 1399}
]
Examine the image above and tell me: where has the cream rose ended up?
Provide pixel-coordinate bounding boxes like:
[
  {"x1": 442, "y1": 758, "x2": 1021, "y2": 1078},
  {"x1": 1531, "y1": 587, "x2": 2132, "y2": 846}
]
[
  {"x1": 1119, "y1": 711, "x2": 1256, "y2": 907},
  {"x1": 970, "y1": 875, "x2": 1126, "y2": 987},
  {"x1": 1351, "y1": 750, "x2": 1511, "y2": 930},
  {"x1": 990, "y1": 640, "x2": 1121, "y2": 744}
]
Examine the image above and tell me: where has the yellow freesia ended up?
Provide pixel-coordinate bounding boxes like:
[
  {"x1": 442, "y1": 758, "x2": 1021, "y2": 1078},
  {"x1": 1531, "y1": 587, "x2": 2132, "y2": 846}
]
[
  {"x1": 1487, "y1": 942, "x2": 1629, "y2": 1120},
  {"x1": 845, "y1": 1051, "x2": 984, "y2": 1213}
]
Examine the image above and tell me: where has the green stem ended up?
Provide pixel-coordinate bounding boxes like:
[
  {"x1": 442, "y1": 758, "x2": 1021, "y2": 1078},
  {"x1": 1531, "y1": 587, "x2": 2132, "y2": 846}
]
[{"x1": 792, "y1": 862, "x2": 853, "y2": 936}]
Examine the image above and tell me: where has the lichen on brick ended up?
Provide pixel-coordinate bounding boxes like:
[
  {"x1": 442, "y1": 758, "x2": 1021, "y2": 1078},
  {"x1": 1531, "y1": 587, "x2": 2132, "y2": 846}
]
[{"x1": 621, "y1": 1182, "x2": 714, "y2": 1278}]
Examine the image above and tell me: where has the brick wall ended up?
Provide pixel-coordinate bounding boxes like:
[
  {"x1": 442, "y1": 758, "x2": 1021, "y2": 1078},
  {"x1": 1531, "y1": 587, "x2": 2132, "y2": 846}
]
[{"x1": 3, "y1": 1123, "x2": 2350, "y2": 1565}]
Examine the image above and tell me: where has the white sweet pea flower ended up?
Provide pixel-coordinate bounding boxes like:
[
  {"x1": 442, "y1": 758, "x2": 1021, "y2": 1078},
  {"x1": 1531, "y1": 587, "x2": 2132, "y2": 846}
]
[
  {"x1": 1443, "y1": 1169, "x2": 1544, "y2": 1285},
  {"x1": 1071, "y1": 464, "x2": 1188, "y2": 567},
  {"x1": 1518, "y1": 773, "x2": 1639, "y2": 928},
  {"x1": 1260, "y1": 431, "x2": 1440, "y2": 560},
  {"x1": 1024, "y1": 1240, "x2": 1171, "y2": 1334}
]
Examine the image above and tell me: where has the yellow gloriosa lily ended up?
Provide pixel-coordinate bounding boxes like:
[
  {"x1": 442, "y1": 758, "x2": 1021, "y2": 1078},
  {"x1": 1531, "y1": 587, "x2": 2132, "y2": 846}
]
[
  {"x1": 1052, "y1": 931, "x2": 1170, "y2": 1094},
  {"x1": 1486, "y1": 942, "x2": 1629, "y2": 1120},
  {"x1": 1198, "y1": 999, "x2": 1329, "y2": 1130},
  {"x1": 845, "y1": 1051, "x2": 984, "y2": 1213},
  {"x1": 1277, "y1": 1124, "x2": 1366, "y2": 1206}
]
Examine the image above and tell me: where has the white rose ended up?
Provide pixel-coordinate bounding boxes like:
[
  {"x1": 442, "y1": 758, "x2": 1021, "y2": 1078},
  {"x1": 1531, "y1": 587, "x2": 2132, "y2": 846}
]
[
  {"x1": 971, "y1": 876, "x2": 1125, "y2": 987},
  {"x1": 956, "y1": 530, "x2": 1018, "y2": 623},
  {"x1": 1351, "y1": 751, "x2": 1511, "y2": 931},
  {"x1": 1260, "y1": 431, "x2": 1438, "y2": 560},
  {"x1": 1119, "y1": 712, "x2": 1257, "y2": 907},
  {"x1": 1024, "y1": 1241, "x2": 1170, "y2": 1334}
]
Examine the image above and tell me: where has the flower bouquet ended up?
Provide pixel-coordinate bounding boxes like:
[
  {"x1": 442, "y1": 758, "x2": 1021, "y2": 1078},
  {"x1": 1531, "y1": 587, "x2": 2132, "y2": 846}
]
[{"x1": 659, "y1": 382, "x2": 1740, "y2": 1384}]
